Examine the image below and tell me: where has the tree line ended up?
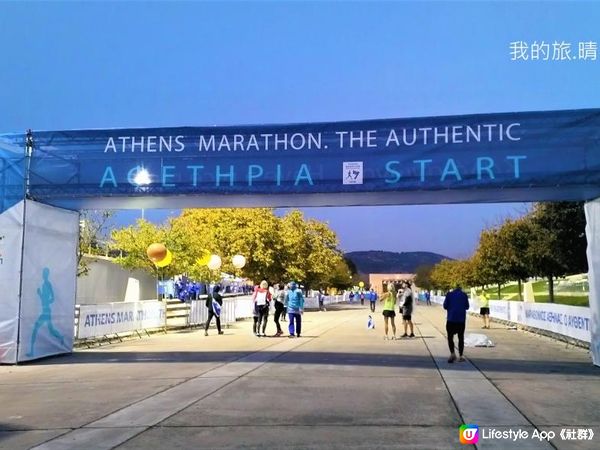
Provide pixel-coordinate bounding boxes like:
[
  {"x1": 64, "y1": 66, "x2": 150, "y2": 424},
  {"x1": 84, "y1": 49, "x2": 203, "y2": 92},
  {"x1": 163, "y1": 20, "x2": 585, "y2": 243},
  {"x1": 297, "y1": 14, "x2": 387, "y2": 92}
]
[
  {"x1": 106, "y1": 208, "x2": 354, "y2": 290},
  {"x1": 415, "y1": 202, "x2": 587, "y2": 302}
]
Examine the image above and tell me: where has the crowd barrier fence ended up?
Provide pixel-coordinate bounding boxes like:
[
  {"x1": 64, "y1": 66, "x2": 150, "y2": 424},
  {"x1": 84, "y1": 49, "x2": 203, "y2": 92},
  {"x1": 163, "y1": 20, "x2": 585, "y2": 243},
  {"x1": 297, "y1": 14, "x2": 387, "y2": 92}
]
[{"x1": 75, "y1": 293, "x2": 348, "y2": 341}]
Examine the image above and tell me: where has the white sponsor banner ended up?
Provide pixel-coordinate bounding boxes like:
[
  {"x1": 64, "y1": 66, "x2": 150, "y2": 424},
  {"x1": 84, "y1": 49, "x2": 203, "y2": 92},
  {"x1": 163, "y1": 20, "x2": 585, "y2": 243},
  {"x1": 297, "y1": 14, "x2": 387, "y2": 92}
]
[
  {"x1": 0, "y1": 202, "x2": 24, "y2": 363},
  {"x1": 435, "y1": 294, "x2": 591, "y2": 343},
  {"x1": 78, "y1": 300, "x2": 166, "y2": 339},
  {"x1": 482, "y1": 299, "x2": 590, "y2": 342},
  {"x1": 520, "y1": 302, "x2": 591, "y2": 343},
  {"x1": 509, "y1": 301, "x2": 523, "y2": 324},
  {"x1": 18, "y1": 201, "x2": 78, "y2": 362},
  {"x1": 488, "y1": 300, "x2": 510, "y2": 321}
]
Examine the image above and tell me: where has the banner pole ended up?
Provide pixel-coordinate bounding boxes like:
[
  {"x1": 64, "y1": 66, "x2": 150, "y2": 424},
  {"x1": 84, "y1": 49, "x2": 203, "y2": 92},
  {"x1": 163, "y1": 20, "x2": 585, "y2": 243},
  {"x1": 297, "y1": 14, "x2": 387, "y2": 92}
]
[{"x1": 15, "y1": 130, "x2": 34, "y2": 362}]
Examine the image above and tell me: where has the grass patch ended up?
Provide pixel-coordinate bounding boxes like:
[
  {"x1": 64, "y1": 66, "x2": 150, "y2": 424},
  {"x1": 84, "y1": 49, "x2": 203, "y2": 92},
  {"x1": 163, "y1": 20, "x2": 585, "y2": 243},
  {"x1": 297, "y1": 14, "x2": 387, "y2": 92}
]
[
  {"x1": 480, "y1": 282, "x2": 589, "y2": 307},
  {"x1": 529, "y1": 295, "x2": 589, "y2": 307}
]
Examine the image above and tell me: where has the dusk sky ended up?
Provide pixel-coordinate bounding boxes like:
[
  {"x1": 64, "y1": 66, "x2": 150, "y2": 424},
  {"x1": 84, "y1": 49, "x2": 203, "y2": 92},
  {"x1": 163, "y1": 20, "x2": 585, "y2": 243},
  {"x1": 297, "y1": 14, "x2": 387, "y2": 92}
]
[{"x1": 1, "y1": 1, "x2": 599, "y2": 258}]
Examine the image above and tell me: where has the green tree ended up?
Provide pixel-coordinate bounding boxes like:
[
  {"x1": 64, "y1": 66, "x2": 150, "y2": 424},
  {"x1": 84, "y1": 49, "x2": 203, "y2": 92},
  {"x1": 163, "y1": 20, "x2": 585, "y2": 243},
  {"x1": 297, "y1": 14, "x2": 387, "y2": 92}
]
[
  {"x1": 414, "y1": 264, "x2": 434, "y2": 290},
  {"x1": 457, "y1": 257, "x2": 480, "y2": 289},
  {"x1": 169, "y1": 208, "x2": 282, "y2": 283},
  {"x1": 430, "y1": 259, "x2": 456, "y2": 292},
  {"x1": 110, "y1": 219, "x2": 183, "y2": 279},
  {"x1": 497, "y1": 217, "x2": 535, "y2": 300},
  {"x1": 526, "y1": 202, "x2": 587, "y2": 302},
  {"x1": 473, "y1": 228, "x2": 511, "y2": 299},
  {"x1": 278, "y1": 210, "x2": 345, "y2": 289},
  {"x1": 110, "y1": 208, "x2": 350, "y2": 291},
  {"x1": 78, "y1": 210, "x2": 114, "y2": 276},
  {"x1": 326, "y1": 258, "x2": 354, "y2": 290}
]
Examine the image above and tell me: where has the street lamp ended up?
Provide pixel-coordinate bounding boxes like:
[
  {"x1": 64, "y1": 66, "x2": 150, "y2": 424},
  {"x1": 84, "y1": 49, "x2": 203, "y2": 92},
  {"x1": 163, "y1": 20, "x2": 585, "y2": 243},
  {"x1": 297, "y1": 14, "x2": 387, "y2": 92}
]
[{"x1": 132, "y1": 167, "x2": 151, "y2": 220}]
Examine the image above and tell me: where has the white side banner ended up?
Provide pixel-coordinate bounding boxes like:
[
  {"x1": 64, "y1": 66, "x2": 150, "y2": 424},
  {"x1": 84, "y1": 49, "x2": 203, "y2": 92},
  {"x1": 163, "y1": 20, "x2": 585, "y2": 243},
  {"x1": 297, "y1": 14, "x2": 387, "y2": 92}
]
[
  {"x1": 433, "y1": 295, "x2": 591, "y2": 343},
  {"x1": 78, "y1": 301, "x2": 166, "y2": 339},
  {"x1": 585, "y1": 198, "x2": 600, "y2": 366},
  {"x1": 0, "y1": 202, "x2": 24, "y2": 364},
  {"x1": 488, "y1": 300, "x2": 510, "y2": 321},
  {"x1": 18, "y1": 201, "x2": 79, "y2": 362},
  {"x1": 519, "y1": 302, "x2": 591, "y2": 343}
]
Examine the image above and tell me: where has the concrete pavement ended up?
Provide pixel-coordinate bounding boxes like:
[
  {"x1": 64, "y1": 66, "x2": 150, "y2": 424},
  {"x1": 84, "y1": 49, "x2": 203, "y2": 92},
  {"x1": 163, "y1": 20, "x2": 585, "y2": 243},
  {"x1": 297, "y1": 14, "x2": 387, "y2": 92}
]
[{"x1": 0, "y1": 303, "x2": 598, "y2": 449}]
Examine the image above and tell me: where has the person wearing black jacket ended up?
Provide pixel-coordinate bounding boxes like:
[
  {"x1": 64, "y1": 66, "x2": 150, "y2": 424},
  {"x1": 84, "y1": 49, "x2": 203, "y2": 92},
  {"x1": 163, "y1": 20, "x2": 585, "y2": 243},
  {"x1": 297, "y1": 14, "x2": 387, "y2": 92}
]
[{"x1": 205, "y1": 285, "x2": 224, "y2": 336}]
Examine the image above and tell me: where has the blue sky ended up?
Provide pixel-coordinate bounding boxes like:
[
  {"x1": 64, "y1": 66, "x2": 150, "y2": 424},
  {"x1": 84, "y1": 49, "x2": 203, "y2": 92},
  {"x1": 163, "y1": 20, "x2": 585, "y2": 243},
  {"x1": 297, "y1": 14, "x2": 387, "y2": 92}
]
[{"x1": 1, "y1": 1, "x2": 599, "y2": 258}]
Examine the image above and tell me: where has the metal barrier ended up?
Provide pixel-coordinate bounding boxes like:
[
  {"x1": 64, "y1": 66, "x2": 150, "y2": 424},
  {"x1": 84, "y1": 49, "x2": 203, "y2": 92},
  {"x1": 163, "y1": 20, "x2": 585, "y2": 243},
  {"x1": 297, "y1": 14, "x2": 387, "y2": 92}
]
[
  {"x1": 188, "y1": 300, "x2": 208, "y2": 326},
  {"x1": 188, "y1": 297, "x2": 240, "y2": 328},
  {"x1": 234, "y1": 296, "x2": 255, "y2": 319},
  {"x1": 304, "y1": 294, "x2": 344, "y2": 309},
  {"x1": 221, "y1": 299, "x2": 236, "y2": 326}
]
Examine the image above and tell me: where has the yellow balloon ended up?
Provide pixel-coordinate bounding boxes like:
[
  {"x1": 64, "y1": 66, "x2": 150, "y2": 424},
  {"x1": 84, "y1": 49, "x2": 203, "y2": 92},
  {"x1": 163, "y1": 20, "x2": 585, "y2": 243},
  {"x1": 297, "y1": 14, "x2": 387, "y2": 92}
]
[
  {"x1": 155, "y1": 249, "x2": 173, "y2": 267},
  {"x1": 197, "y1": 250, "x2": 211, "y2": 266},
  {"x1": 359, "y1": 281, "x2": 365, "y2": 288}
]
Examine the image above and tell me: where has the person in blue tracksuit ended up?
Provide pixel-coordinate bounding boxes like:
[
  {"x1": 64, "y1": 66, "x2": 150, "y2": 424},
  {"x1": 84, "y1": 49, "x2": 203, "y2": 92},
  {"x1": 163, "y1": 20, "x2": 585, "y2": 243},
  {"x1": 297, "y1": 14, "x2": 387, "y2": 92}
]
[
  {"x1": 368, "y1": 288, "x2": 378, "y2": 313},
  {"x1": 286, "y1": 281, "x2": 305, "y2": 338}
]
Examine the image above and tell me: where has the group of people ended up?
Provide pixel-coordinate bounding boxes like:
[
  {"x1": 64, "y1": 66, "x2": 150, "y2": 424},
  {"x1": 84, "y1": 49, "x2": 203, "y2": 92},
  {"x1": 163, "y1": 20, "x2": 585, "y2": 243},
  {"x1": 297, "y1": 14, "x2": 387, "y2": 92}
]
[
  {"x1": 202, "y1": 280, "x2": 310, "y2": 338},
  {"x1": 204, "y1": 277, "x2": 477, "y2": 365},
  {"x1": 376, "y1": 281, "x2": 474, "y2": 364},
  {"x1": 379, "y1": 281, "x2": 476, "y2": 363},
  {"x1": 378, "y1": 281, "x2": 416, "y2": 339},
  {"x1": 250, "y1": 280, "x2": 306, "y2": 338},
  {"x1": 357, "y1": 286, "x2": 432, "y2": 313}
]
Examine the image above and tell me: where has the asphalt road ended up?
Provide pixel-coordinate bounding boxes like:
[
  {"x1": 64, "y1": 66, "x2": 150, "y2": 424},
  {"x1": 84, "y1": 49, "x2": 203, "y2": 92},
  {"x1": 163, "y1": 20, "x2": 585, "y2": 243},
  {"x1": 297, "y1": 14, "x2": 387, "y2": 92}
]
[{"x1": 1, "y1": 303, "x2": 598, "y2": 450}]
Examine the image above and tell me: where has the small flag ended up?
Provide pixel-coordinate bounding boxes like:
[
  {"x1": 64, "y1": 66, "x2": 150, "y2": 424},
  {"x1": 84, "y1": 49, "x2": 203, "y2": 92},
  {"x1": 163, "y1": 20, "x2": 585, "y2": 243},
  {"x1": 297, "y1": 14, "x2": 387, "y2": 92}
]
[
  {"x1": 367, "y1": 315, "x2": 375, "y2": 329},
  {"x1": 212, "y1": 300, "x2": 222, "y2": 317}
]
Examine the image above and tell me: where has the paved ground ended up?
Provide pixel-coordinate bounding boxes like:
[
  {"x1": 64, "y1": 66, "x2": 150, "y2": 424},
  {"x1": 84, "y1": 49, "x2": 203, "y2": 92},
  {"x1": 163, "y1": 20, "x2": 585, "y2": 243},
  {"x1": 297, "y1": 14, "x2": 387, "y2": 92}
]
[{"x1": 1, "y1": 303, "x2": 599, "y2": 450}]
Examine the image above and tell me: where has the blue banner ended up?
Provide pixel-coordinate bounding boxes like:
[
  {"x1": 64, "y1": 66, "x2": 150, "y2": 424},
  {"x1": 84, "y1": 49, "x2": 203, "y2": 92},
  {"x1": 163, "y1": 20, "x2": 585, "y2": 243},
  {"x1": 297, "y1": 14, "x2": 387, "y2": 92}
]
[
  {"x1": 1, "y1": 108, "x2": 600, "y2": 209},
  {"x1": 0, "y1": 139, "x2": 25, "y2": 214}
]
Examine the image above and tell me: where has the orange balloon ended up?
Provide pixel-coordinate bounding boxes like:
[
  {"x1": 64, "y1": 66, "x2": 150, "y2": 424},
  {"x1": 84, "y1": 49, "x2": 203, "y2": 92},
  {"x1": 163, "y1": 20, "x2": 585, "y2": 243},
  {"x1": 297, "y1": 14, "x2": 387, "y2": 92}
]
[{"x1": 146, "y1": 243, "x2": 167, "y2": 262}]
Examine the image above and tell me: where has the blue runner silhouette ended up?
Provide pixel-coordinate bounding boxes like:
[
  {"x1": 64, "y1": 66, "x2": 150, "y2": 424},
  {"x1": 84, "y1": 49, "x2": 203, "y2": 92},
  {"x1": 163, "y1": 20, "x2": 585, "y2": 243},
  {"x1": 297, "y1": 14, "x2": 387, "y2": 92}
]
[{"x1": 26, "y1": 267, "x2": 65, "y2": 357}]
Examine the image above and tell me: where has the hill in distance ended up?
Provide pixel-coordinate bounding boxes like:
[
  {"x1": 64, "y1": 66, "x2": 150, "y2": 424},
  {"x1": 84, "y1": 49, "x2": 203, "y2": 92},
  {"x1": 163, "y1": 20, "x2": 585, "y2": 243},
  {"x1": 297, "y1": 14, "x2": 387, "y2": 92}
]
[{"x1": 345, "y1": 250, "x2": 451, "y2": 274}]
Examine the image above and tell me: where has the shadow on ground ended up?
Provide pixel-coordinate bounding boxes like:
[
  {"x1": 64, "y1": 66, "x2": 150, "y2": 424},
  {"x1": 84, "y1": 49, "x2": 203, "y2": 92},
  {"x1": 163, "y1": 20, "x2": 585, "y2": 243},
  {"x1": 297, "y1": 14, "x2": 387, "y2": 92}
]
[{"x1": 19, "y1": 349, "x2": 600, "y2": 376}]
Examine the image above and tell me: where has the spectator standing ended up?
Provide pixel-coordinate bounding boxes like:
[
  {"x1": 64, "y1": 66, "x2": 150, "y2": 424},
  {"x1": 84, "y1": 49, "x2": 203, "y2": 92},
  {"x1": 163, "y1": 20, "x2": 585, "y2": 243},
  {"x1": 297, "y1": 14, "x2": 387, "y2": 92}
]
[
  {"x1": 380, "y1": 282, "x2": 397, "y2": 340},
  {"x1": 273, "y1": 283, "x2": 286, "y2": 336},
  {"x1": 318, "y1": 289, "x2": 326, "y2": 311},
  {"x1": 252, "y1": 280, "x2": 272, "y2": 337},
  {"x1": 369, "y1": 288, "x2": 378, "y2": 312},
  {"x1": 400, "y1": 282, "x2": 415, "y2": 338},
  {"x1": 286, "y1": 281, "x2": 305, "y2": 338},
  {"x1": 479, "y1": 291, "x2": 491, "y2": 329}
]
